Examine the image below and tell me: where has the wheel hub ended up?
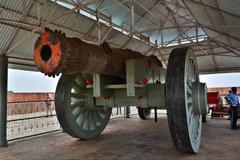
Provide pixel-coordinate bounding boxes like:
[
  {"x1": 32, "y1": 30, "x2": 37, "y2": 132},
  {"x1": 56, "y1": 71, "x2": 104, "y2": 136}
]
[{"x1": 192, "y1": 82, "x2": 208, "y2": 115}]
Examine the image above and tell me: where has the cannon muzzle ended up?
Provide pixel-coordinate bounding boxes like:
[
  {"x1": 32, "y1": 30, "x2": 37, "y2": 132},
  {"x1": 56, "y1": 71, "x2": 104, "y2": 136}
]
[{"x1": 34, "y1": 30, "x2": 162, "y2": 77}]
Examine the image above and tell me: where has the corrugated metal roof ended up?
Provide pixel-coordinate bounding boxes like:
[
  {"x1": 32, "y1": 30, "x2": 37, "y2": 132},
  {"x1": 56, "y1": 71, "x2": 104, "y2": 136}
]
[
  {"x1": 0, "y1": 24, "x2": 17, "y2": 55},
  {"x1": 184, "y1": 0, "x2": 240, "y2": 48},
  {"x1": 0, "y1": 0, "x2": 239, "y2": 74},
  {"x1": 10, "y1": 31, "x2": 39, "y2": 59}
]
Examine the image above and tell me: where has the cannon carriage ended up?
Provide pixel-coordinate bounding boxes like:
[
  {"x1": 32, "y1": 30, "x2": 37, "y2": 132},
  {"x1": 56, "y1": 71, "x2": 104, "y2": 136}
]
[{"x1": 34, "y1": 30, "x2": 208, "y2": 153}]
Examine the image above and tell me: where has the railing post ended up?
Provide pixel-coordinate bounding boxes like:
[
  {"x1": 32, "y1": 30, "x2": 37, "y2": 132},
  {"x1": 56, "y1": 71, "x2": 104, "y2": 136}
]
[
  {"x1": 0, "y1": 56, "x2": 8, "y2": 147},
  {"x1": 124, "y1": 106, "x2": 130, "y2": 118}
]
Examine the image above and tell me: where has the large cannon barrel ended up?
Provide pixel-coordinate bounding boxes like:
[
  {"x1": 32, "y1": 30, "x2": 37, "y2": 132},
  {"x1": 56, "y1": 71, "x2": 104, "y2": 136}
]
[{"x1": 34, "y1": 30, "x2": 162, "y2": 77}]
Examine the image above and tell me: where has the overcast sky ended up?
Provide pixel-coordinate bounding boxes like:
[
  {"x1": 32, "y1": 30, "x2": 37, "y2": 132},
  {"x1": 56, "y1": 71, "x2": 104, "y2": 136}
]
[
  {"x1": 8, "y1": 69, "x2": 60, "y2": 93},
  {"x1": 200, "y1": 73, "x2": 240, "y2": 88},
  {"x1": 7, "y1": 69, "x2": 240, "y2": 92}
]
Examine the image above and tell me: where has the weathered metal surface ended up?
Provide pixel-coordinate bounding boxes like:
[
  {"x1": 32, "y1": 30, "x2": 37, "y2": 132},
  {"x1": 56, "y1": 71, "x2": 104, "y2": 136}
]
[
  {"x1": 0, "y1": 56, "x2": 8, "y2": 147},
  {"x1": 48, "y1": 45, "x2": 208, "y2": 154},
  {"x1": 34, "y1": 30, "x2": 162, "y2": 77},
  {"x1": 51, "y1": 39, "x2": 165, "y2": 141}
]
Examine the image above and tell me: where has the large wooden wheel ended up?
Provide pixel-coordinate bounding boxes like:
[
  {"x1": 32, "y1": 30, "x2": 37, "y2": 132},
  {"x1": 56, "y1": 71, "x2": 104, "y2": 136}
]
[
  {"x1": 55, "y1": 74, "x2": 112, "y2": 139},
  {"x1": 138, "y1": 108, "x2": 151, "y2": 120},
  {"x1": 166, "y1": 47, "x2": 202, "y2": 153}
]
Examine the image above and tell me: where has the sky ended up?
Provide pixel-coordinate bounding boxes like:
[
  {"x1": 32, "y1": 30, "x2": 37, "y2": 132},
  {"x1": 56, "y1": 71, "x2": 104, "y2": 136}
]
[
  {"x1": 7, "y1": 69, "x2": 240, "y2": 92},
  {"x1": 200, "y1": 73, "x2": 240, "y2": 88},
  {"x1": 8, "y1": 69, "x2": 60, "y2": 93}
]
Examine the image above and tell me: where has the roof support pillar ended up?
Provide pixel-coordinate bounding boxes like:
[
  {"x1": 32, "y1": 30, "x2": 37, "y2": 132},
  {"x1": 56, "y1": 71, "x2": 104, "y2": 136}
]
[{"x1": 0, "y1": 56, "x2": 8, "y2": 147}]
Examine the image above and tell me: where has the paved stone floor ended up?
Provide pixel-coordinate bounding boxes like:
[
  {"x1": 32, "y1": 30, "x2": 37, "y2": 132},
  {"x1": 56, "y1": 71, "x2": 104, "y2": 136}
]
[{"x1": 1, "y1": 115, "x2": 240, "y2": 160}]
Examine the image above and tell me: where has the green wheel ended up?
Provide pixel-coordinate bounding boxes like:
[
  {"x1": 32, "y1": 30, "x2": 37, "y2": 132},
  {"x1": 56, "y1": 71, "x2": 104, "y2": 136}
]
[
  {"x1": 138, "y1": 108, "x2": 151, "y2": 120},
  {"x1": 166, "y1": 47, "x2": 202, "y2": 153},
  {"x1": 55, "y1": 74, "x2": 112, "y2": 139}
]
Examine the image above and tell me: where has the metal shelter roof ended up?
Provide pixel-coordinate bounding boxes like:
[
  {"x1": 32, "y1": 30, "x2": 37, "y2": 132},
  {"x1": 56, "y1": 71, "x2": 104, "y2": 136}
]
[{"x1": 0, "y1": 0, "x2": 239, "y2": 74}]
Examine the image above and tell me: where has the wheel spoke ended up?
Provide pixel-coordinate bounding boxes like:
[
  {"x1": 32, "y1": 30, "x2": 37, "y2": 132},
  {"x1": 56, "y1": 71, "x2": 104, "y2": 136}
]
[
  {"x1": 91, "y1": 111, "x2": 98, "y2": 130},
  {"x1": 187, "y1": 95, "x2": 192, "y2": 107},
  {"x1": 195, "y1": 117, "x2": 200, "y2": 138},
  {"x1": 97, "y1": 109, "x2": 106, "y2": 119},
  {"x1": 192, "y1": 116, "x2": 198, "y2": 139},
  {"x1": 186, "y1": 83, "x2": 192, "y2": 95},
  {"x1": 71, "y1": 93, "x2": 87, "y2": 99},
  {"x1": 71, "y1": 101, "x2": 84, "y2": 109},
  {"x1": 76, "y1": 113, "x2": 84, "y2": 126},
  {"x1": 72, "y1": 107, "x2": 81, "y2": 119},
  {"x1": 73, "y1": 81, "x2": 82, "y2": 93},
  {"x1": 188, "y1": 107, "x2": 193, "y2": 124},
  {"x1": 95, "y1": 111, "x2": 104, "y2": 126},
  {"x1": 82, "y1": 111, "x2": 89, "y2": 130},
  {"x1": 89, "y1": 112, "x2": 96, "y2": 130},
  {"x1": 86, "y1": 112, "x2": 92, "y2": 131},
  {"x1": 76, "y1": 75, "x2": 86, "y2": 87},
  {"x1": 73, "y1": 80, "x2": 82, "y2": 88}
]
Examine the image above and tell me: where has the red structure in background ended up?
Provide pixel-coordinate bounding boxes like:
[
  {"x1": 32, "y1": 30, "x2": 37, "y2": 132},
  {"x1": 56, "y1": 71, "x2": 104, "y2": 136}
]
[
  {"x1": 7, "y1": 92, "x2": 55, "y2": 116},
  {"x1": 207, "y1": 92, "x2": 230, "y2": 118},
  {"x1": 8, "y1": 92, "x2": 54, "y2": 103},
  {"x1": 207, "y1": 92, "x2": 219, "y2": 105}
]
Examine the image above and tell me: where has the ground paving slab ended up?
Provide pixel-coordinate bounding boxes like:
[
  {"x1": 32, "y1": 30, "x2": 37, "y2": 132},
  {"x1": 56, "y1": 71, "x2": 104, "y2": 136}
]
[{"x1": 0, "y1": 115, "x2": 239, "y2": 160}]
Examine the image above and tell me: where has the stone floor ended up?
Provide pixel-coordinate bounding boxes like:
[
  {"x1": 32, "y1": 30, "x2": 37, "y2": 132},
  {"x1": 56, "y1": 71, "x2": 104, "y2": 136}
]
[{"x1": 1, "y1": 115, "x2": 240, "y2": 160}]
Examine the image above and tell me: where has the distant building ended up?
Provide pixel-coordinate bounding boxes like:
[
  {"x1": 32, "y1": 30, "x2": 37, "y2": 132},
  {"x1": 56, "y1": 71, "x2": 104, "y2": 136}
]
[
  {"x1": 7, "y1": 92, "x2": 54, "y2": 115},
  {"x1": 208, "y1": 87, "x2": 240, "y2": 96},
  {"x1": 208, "y1": 87, "x2": 240, "y2": 105}
]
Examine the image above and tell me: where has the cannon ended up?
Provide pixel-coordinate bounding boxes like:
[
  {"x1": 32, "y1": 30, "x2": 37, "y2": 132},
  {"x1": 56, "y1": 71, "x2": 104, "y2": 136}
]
[{"x1": 34, "y1": 30, "x2": 208, "y2": 153}]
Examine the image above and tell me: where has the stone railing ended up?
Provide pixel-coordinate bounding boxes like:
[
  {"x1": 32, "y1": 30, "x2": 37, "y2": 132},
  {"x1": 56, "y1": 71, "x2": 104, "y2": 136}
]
[
  {"x1": 7, "y1": 100, "x2": 55, "y2": 116},
  {"x1": 6, "y1": 100, "x2": 138, "y2": 141}
]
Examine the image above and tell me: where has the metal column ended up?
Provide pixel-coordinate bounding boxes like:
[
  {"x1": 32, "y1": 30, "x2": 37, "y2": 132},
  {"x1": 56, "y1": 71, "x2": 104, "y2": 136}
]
[
  {"x1": 124, "y1": 106, "x2": 130, "y2": 118},
  {"x1": 0, "y1": 56, "x2": 8, "y2": 147}
]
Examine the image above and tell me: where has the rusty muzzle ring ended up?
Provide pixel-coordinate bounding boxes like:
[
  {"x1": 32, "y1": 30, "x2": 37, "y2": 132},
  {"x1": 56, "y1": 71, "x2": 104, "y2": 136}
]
[{"x1": 34, "y1": 32, "x2": 62, "y2": 77}]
